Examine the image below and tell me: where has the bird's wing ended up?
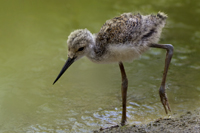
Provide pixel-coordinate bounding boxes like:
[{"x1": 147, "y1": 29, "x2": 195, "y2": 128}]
[{"x1": 96, "y1": 13, "x2": 142, "y2": 47}]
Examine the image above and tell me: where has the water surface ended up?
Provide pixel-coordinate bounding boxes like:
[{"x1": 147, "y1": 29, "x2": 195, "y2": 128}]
[{"x1": 0, "y1": 0, "x2": 200, "y2": 132}]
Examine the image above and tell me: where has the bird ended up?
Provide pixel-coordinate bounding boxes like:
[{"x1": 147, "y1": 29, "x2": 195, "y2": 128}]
[{"x1": 53, "y1": 12, "x2": 173, "y2": 126}]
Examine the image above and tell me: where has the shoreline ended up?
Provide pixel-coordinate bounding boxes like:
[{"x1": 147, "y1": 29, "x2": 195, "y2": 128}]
[{"x1": 94, "y1": 109, "x2": 200, "y2": 133}]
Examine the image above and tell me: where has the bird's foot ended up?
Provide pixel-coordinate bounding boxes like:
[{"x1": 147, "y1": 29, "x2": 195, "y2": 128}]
[
  {"x1": 121, "y1": 119, "x2": 126, "y2": 126},
  {"x1": 159, "y1": 86, "x2": 171, "y2": 114}
]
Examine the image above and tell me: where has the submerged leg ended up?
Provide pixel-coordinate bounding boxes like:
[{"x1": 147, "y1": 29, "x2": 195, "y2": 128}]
[
  {"x1": 149, "y1": 43, "x2": 174, "y2": 114},
  {"x1": 119, "y1": 62, "x2": 128, "y2": 126}
]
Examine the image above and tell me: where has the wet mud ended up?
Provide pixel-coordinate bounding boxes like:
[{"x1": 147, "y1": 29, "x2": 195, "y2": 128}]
[{"x1": 95, "y1": 110, "x2": 200, "y2": 133}]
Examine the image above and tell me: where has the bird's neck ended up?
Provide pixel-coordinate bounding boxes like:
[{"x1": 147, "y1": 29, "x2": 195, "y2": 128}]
[{"x1": 86, "y1": 41, "x2": 106, "y2": 63}]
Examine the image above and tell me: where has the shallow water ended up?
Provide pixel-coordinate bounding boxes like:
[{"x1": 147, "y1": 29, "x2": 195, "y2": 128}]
[{"x1": 0, "y1": 0, "x2": 200, "y2": 132}]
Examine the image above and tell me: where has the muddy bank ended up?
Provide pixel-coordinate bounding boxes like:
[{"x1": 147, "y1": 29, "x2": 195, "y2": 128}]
[{"x1": 94, "y1": 110, "x2": 200, "y2": 133}]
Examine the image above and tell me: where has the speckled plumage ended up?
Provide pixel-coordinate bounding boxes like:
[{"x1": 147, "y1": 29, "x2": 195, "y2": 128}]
[{"x1": 67, "y1": 12, "x2": 167, "y2": 63}]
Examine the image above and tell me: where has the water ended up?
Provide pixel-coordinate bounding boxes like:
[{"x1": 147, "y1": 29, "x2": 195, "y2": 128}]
[{"x1": 0, "y1": 0, "x2": 200, "y2": 132}]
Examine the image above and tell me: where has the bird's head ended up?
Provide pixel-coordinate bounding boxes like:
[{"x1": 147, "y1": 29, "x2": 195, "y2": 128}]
[{"x1": 53, "y1": 29, "x2": 94, "y2": 84}]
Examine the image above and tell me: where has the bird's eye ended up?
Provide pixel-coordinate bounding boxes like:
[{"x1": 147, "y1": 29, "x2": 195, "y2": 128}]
[{"x1": 78, "y1": 47, "x2": 85, "y2": 52}]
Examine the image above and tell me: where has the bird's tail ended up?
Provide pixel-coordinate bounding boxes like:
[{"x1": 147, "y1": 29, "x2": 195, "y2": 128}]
[{"x1": 157, "y1": 12, "x2": 168, "y2": 20}]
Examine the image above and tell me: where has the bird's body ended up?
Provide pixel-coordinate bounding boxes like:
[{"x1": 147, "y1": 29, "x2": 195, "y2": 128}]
[
  {"x1": 53, "y1": 12, "x2": 173, "y2": 126},
  {"x1": 67, "y1": 12, "x2": 167, "y2": 63}
]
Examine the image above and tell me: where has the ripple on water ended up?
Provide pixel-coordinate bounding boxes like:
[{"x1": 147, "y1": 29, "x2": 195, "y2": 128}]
[
  {"x1": 129, "y1": 102, "x2": 140, "y2": 107},
  {"x1": 196, "y1": 87, "x2": 200, "y2": 91},
  {"x1": 36, "y1": 103, "x2": 54, "y2": 113},
  {"x1": 191, "y1": 31, "x2": 200, "y2": 43},
  {"x1": 190, "y1": 65, "x2": 200, "y2": 70},
  {"x1": 176, "y1": 47, "x2": 195, "y2": 54}
]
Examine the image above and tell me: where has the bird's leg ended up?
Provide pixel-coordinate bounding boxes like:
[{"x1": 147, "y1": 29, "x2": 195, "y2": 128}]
[
  {"x1": 119, "y1": 62, "x2": 128, "y2": 126},
  {"x1": 149, "y1": 43, "x2": 173, "y2": 114}
]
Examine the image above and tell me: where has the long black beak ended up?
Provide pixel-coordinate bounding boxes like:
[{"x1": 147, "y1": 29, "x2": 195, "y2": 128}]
[{"x1": 53, "y1": 57, "x2": 76, "y2": 85}]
